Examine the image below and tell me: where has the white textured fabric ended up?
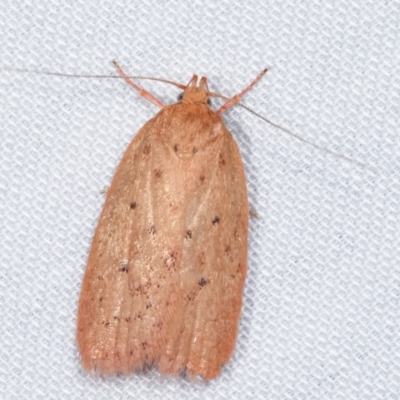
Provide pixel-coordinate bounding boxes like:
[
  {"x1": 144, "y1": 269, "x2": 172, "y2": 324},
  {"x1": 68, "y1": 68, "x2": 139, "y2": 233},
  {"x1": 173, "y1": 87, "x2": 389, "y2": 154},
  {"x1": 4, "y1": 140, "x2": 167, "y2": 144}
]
[{"x1": 1, "y1": 1, "x2": 399, "y2": 399}]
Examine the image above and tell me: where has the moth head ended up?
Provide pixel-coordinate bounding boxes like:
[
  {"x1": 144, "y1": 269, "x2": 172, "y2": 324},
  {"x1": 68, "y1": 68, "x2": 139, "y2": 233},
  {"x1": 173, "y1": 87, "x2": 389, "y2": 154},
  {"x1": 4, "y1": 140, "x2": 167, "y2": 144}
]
[{"x1": 178, "y1": 75, "x2": 211, "y2": 106}]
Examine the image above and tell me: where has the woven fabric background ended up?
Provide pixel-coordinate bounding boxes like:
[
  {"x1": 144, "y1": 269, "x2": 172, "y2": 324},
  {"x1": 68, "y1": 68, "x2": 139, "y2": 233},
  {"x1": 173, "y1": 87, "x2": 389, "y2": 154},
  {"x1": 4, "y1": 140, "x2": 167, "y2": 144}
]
[{"x1": 1, "y1": 1, "x2": 399, "y2": 399}]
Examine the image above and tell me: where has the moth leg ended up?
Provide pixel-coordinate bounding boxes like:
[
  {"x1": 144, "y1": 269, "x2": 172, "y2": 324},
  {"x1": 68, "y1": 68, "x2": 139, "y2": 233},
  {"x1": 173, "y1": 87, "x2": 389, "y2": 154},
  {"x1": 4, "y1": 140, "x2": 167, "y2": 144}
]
[
  {"x1": 217, "y1": 68, "x2": 268, "y2": 114},
  {"x1": 112, "y1": 60, "x2": 164, "y2": 108}
]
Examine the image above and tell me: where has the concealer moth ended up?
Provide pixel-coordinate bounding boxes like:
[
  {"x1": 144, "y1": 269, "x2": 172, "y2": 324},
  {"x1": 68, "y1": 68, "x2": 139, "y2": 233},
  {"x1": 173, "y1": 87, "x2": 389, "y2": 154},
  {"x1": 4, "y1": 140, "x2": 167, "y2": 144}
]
[{"x1": 76, "y1": 61, "x2": 267, "y2": 380}]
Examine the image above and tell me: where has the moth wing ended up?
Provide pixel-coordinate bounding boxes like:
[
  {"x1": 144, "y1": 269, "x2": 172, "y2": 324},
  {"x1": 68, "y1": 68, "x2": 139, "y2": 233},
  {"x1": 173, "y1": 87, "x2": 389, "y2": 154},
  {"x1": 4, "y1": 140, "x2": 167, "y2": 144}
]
[
  {"x1": 158, "y1": 121, "x2": 249, "y2": 380},
  {"x1": 76, "y1": 116, "x2": 181, "y2": 374}
]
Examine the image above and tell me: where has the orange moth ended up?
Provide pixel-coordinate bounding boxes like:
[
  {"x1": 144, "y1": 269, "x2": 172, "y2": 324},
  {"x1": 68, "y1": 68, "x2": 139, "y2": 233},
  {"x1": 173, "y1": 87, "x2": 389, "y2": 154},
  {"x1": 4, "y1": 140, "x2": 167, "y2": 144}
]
[{"x1": 76, "y1": 61, "x2": 267, "y2": 380}]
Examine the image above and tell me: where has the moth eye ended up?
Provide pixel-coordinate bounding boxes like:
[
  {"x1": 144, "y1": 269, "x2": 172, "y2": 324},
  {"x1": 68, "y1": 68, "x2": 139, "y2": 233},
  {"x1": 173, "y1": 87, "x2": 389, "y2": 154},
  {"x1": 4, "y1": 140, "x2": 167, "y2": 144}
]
[
  {"x1": 177, "y1": 93, "x2": 184, "y2": 101},
  {"x1": 207, "y1": 98, "x2": 212, "y2": 106}
]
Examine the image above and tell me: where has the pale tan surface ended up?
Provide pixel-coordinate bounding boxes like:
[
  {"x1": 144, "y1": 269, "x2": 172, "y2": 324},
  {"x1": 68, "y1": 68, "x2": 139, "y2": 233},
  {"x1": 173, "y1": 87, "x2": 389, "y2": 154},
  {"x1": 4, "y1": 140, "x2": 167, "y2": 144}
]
[{"x1": 77, "y1": 83, "x2": 248, "y2": 380}]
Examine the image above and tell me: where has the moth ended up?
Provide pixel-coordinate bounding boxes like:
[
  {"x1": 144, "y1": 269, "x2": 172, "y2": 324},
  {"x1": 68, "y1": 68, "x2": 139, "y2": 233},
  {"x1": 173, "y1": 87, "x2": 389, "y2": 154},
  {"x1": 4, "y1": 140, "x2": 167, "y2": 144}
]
[{"x1": 77, "y1": 62, "x2": 267, "y2": 380}]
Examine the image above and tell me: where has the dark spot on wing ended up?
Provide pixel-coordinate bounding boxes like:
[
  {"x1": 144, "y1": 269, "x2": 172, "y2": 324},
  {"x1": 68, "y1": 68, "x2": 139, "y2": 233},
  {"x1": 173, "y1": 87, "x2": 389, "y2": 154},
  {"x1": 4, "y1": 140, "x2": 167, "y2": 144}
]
[
  {"x1": 120, "y1": 262, "x2": 129, "y2": 273},
  {"x1": 154, "y1": 321, "x2": 163, "y2": 330},
  {"x1": 197, "y1": 252, "x2": 206, "y2": 265},
  {"x1": 212, "y1": 215, "x2": 220, "y2": 225},
  {"x1": 143, "y1": 144, "x2": 151, "y2": 154},
  {"x1": 237, "y1": 263, "x2": 242, "y2": 273},
  {"x1": 173, "y1": 144, "x2": 178, "y2": 152},
  {"x1": 199, "y1": 175, "x2": 205, "y2": 183},
  {"x1": 198, "y1": 277, "x2": 209, "y2": 287},
  {"x1": 149, "y1": 225, "x2": 156, "y2": 234},
  {"x1": 134, "y1": 284, "x2": 142, "y2": 293},
  {"x1": 164, "y1": 251, "x2": 177, "y2": 271},
  {"x1": 187, "y1": 292, "x2": 196, "y2": 301},
  {"x1": 130, "y1": 201, "x2": 136, "y2": 209},
  {"x1": 185, "y1": 230, "x2": 192, "y2": 239}
]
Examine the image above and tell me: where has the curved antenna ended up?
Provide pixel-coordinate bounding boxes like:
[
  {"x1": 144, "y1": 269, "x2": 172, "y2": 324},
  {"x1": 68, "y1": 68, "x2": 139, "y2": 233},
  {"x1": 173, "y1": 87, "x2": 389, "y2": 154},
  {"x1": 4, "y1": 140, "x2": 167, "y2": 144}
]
[
  {"x1": 1, "y1": 65, "x2": 188, "y2": 90},
  {"x1": 239, "y1": 103, "x2": 375, "y2": 172},
  {"x1": 208, "y1": 92, "x2": 375, "y2": 173},
  {"x1": 3, "y1": 64, "x2": 374, "y2": 172}
]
